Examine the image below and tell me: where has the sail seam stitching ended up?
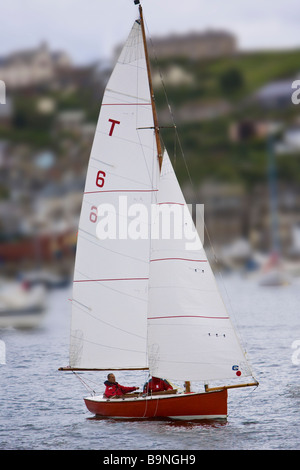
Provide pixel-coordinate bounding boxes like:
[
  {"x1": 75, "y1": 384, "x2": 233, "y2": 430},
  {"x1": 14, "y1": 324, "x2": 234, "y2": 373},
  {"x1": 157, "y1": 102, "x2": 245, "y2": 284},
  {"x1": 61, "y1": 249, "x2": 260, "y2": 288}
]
[
  {"x1": 151, "y1": 258, "x2": 207, "y2": 263},
  {"x1": 84, "y1": 189, "x2": 158, "y2": 194},
  {"x1": 148, "y1": 315, "x2": 230, "y2": 320},
  {"x1": 74, "y1": 278, "x2": 149, "y2": 282}
]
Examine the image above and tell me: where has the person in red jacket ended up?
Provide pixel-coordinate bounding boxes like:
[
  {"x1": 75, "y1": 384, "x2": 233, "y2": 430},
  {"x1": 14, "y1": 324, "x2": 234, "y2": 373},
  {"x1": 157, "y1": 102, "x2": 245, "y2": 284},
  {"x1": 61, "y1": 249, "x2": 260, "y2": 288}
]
[
  {"x1": 103, "y1": 373, "x2": 139, "y2": 398},
  {"x1": 143, "y1": 376, "x2": 173, "y2": 394}
]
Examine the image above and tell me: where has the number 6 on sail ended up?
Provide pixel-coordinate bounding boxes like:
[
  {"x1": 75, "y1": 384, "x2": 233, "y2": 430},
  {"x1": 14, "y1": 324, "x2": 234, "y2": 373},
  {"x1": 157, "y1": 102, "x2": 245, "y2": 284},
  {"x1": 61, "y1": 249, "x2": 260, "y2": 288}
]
[{"x1": 95, "y1": 171, "x2": 106, "y2": 188}]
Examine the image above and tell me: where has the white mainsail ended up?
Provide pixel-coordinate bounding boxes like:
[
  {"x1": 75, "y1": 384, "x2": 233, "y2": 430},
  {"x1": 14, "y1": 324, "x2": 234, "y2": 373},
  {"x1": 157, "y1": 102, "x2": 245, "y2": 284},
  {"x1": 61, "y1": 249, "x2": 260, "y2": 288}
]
[
  {"x1": 69, "y1": 21, "x2": 160, "y2": 369},
  {"x1": 147, "y1": 151, "x2": 253, "y2": 382}
]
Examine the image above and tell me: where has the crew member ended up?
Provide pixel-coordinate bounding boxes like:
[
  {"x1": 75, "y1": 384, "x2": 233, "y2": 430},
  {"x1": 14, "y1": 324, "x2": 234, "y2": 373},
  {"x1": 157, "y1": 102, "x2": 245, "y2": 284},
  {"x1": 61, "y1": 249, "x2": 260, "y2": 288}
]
[
  {"x1": 103, "y1": 373, "x2": 139, "y2": 398},
  {"x1": 143, "y1": 376, "x2": 173, "y2": 394}
]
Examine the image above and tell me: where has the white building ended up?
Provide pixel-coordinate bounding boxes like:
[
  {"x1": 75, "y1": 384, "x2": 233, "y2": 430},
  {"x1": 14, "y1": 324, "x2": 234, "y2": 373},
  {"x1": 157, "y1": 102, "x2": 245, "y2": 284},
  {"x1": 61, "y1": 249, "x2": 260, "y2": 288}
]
[{"x1": 0, "y1": 42, "x2": 72, "y2": 89}]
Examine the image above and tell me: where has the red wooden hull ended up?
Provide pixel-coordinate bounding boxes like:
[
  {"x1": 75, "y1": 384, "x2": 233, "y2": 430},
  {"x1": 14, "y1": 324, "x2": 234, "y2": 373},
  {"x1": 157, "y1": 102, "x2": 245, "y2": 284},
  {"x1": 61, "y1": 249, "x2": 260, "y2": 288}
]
[{"x1": 84, "y1": 390, "x2": 227, "y2": 420}]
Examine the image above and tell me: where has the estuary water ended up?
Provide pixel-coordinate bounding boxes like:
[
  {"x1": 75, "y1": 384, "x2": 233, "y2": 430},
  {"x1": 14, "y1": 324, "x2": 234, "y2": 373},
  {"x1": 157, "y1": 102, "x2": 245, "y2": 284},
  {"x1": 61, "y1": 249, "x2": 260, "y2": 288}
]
[{"x1": 0, "y1": 273, "x2": 300, "y2": 451}]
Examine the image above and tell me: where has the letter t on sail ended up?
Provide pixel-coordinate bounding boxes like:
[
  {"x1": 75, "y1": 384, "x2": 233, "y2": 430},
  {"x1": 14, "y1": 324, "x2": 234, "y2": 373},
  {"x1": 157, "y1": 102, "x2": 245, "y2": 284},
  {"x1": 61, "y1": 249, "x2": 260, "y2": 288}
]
[{"x1": 108, "y1": 119, "x2": 121, "y2": 136}]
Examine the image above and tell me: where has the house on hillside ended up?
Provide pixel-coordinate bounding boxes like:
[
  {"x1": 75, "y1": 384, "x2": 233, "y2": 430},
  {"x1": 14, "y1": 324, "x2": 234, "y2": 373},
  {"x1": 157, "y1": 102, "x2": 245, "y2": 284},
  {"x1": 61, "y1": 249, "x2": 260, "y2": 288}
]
[
  {"x1": 150, "y1": 30, "x2": 237, "y2": 60},
  {"x1": 0, "y1": 42, "x2": 72, "y2": 89},
  {"x1": 114, "y1": 29, "x2": 237, "y2": 61},
  {"x1": 275, "y1": 127, "x2": 300, "y2": 154},
  {"x1": 254, "y1": 79, "x2": 294, "y2": 108}
]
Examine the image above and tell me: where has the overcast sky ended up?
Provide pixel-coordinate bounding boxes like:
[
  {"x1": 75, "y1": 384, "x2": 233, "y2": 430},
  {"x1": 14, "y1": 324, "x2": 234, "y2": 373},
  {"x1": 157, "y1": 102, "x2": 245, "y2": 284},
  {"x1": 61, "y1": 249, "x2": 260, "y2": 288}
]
[{"x1": 0, "y1": 0, "x2": 300, "y2": 64}]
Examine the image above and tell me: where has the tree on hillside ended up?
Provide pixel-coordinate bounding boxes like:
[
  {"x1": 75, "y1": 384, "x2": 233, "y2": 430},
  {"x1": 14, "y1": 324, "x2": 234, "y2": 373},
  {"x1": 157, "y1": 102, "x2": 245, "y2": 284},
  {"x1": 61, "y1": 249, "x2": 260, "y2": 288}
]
[{"x1": 219, "y1": 67, "x2": 244, "y2": 96}]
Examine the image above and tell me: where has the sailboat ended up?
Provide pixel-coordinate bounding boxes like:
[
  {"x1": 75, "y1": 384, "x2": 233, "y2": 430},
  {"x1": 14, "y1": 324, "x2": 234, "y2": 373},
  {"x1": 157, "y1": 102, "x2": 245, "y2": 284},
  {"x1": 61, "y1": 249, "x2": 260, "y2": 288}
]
[
  {"x1": 0, "y1": 279, "x2": 46, "y2": 329},
  {"x1": 59, "y1": 1, "x2": 258, "y2": 420}
]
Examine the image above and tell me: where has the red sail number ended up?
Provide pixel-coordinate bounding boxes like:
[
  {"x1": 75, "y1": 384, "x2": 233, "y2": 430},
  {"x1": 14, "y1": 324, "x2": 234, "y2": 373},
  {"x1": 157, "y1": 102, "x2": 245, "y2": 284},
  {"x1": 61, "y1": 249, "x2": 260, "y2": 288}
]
[
  {"x1": 108, "y1": 119, "x2": 120, "y2": 136},
  {"x1": 96, "y1": 170, "x2": 106, "y2": 188},
  {"x1": 89, "y1": 206, "x2": 98, "y2": 223}
]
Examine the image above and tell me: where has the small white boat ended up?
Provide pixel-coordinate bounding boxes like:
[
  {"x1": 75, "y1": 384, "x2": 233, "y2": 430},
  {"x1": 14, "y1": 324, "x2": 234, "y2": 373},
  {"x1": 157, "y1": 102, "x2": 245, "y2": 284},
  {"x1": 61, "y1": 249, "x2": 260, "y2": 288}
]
[
  {"x1": 259, "y1": 252, "x2": 291, "y2": 286},
  {"x1": 0, "y1": 280, "x2": 46, "y2": 328},
  {"x1": 22, "y1": 269, "x2": 70, "y2": 290}
]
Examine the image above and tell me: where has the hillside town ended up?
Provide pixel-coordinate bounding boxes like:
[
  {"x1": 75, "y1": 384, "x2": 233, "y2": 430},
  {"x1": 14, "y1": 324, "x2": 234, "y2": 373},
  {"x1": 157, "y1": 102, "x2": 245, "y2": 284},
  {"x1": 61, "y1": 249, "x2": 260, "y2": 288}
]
[{"x1": 0, "y1": 30, "x2": 300, "y2": 289}]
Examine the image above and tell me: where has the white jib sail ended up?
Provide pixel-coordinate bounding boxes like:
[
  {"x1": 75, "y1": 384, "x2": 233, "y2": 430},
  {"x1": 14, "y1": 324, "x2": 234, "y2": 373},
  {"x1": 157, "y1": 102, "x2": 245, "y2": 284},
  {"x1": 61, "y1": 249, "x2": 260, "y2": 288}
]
[
  {"x1": 70, "y1": 21, "x2": 160, "y2": 369},
  {"x1": 147, "y1": 151, "x2": 253, "y2": 382}
]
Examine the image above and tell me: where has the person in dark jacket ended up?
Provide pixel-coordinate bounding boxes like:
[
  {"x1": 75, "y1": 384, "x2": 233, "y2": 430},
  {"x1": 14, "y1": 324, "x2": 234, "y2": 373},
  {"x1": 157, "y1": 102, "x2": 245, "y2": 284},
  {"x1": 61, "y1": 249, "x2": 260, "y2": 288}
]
[
  {"x1": 103, "y1": 373, "x2": 139, "y2": 398},
  {"x1": 143, "y1": 376, "x2": 173, "y2": 394}
]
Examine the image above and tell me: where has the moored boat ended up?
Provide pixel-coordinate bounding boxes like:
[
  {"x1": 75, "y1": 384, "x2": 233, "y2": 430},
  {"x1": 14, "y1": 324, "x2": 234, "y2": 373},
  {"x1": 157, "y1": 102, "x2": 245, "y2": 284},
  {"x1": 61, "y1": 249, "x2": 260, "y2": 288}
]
[{"x1": 0, "y1": 281, "x2": 46, "y2": 328}]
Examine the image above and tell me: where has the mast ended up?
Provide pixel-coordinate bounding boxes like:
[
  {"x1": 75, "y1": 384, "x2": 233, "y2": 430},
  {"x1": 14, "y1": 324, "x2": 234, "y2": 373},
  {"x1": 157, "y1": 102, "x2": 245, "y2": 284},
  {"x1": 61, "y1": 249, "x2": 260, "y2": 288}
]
[
  {"x1": 137, "y1": 2, "x2": 201, "y2": 393},
  {"x1": 138, "y1": 2, "x2": 163, "y2": 171},
  {"x1": 138, "y1": 2, "x2": 192, "y2": 393},
  {"x1": 267, "y1": 133, "x2": 280, "y2": 254}
]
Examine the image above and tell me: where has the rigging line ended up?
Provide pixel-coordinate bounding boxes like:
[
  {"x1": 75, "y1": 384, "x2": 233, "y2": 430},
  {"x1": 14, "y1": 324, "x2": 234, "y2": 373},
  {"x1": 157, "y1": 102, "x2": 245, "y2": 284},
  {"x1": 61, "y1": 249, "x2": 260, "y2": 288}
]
[
  {"x1": 139, "y1": 6, "x2": 163, "y2": 171},
  {"x1": 115, "y1": 61, "x2": 147, "y2": 72},
  {"x1": 70, "y1": 334, "x2": 146, "y2": 355},
  {"x1": 102, "y1": 102, "x2": 152, "y2": 107},
  {"x1": 150, "y1": 257, "x2": 207, "y2": 262},
  {"x1": 84, "y1": 189, "x2": 158, "y2": 194},
  {"x1": 227, "y1": 382, "x2": 259, "y2": 419},
  {"x1": 77, "y1": 228, "x2": 149, "y2": 266},
  {"x1": 74, "y1": 373, "x2": 102, "y2": 390},
  {"x1": 144, "y1": 20, "x2": 186, "y2": 174},
  {"x1": 96, "y1": 128, "x2": 154, "y2": 152},
  {"x1": 135, "y1": 129, "x2": 160, "y2": 201},
  {"x1": 152, "y1": 358, "x2": 245, "y2": 367},
  {"x1": 72, "y1": 298, "x2": 91, "y2": 311},
  {"x1": 135, "y1": 108, "x2": 159, "y2": 188},
  {"x1": 156, "y1": 201, "x2": 184, "y2": 206},
  {"x1": 72, "y1": 371, "x2": 96, "y2": 395},
  {"x1": 90, "y1": 157, "x2": 115, "y2": 168},
  {"x1": 144, "y1": 17, "x2": 218, "y2": 262},
  {"x1": 88, "y1": 159, "x2": 155, "y2": 188},
  {"x1": 151, "y1": 247, "x2": 204, "y2": 254},
  {"x1": 105, "y1": 86, "x2": 151, "y2": 102},
  {"x1": 153, "y1": 394, "x2": 159, "y2": 417},
  {"x1": 71, "y1": 301, "x2": 146, "y2": 340},
  {"x1": 74, "y1": 277, "x2": 149, "y2": 282},
  {"x1": 81, "y1": 199, "x2": 153, "y2": 233},
  {"x1": 133, "y1": 25, "x2": 159, "y2": 189},
  {"x1": 74, "y1": 268, "x2": 148, "y2": 304},
  {"x1": 148, "y1": 314, "x2": 230, "y2": 320},
  {"x1": 149, "y1": 286, "x2": 217, "y2": 293}
]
